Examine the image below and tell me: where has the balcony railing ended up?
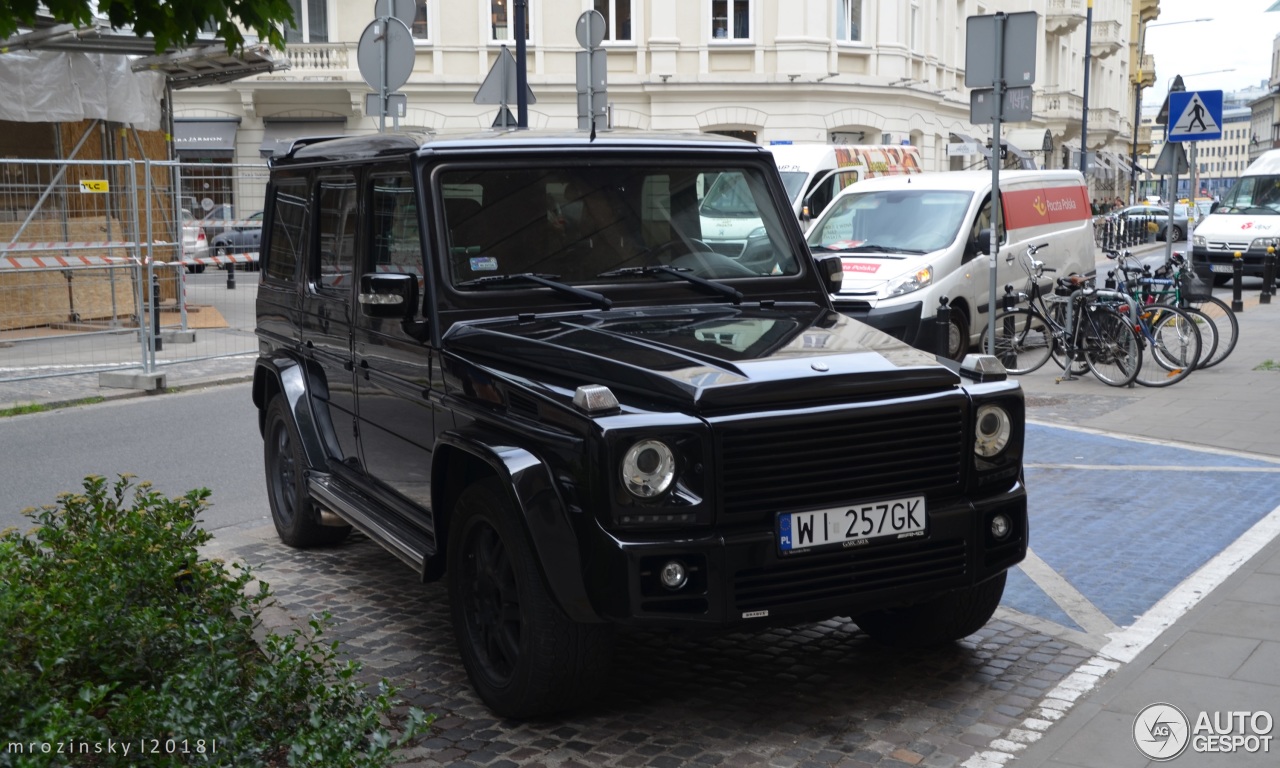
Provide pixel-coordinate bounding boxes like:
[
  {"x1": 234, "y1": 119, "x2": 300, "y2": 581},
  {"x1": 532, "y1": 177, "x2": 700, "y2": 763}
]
[
  {"x1": 1088, "y1": 107, "x2": 1122, "y2": 136},
  {"x1": 283, "y1": 43, "x2": 352, "y2": 72},
  {"x1": 1133, "y1": 54, "x2": 1156, "y2": 88},
  {"x1": 1036, "y1": 88, "x2": 1084, "y2": 122},
  {"x1": 1090, "y1": 20, "x2": 1123, "y2": 59},
  {"x1": 1046, "y1": 0, "x2": 1085, "y2": 36}
]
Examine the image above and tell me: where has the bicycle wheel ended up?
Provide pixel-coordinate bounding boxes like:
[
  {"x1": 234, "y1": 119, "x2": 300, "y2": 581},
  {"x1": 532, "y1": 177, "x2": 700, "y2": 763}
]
[
  {"x1": 1082, "y1": 306, "x2": 1142, "y2": 387},
  {"x1": 1045, "y1": 300, "x2": 1088, "y2": 375},
  {"x1": 986, "y1": 309, "x2": 1054, "y2": 374},
  {"x1": 1135, "y1": 304, "x2": 1201, "y2": 387},
  {"x1": 1179, "y1": 305, "x2": 1219, "y2": 369},
  {"x1": 1184, "y1": 295, "x2": 1238, "y2": 369}
]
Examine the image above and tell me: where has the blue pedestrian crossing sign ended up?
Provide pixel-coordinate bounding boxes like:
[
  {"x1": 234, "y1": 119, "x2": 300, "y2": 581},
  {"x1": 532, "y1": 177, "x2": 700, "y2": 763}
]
[{"x1": 1168, "y1": 90, "x2": 1223, "y2": 142}]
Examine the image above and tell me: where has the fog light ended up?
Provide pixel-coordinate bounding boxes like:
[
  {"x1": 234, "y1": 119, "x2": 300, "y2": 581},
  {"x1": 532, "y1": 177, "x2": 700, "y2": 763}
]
[
  {"x1": 659, "y1": 560, "x2": 688, "y2": 590},
  {"x1": 990, "y1": 513, "x2": 1011, "y2": 541}
]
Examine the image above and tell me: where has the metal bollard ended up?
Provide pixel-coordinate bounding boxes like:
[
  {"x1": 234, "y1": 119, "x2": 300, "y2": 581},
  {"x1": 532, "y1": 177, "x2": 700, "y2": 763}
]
[
  {"x1": 935, "y1": 296, "x2": 951, "y2": 358},
  {"x1": 1262, "y1": 247, "x2": 1276, "y2": 305},
  {"x1": 1231, "y1": 251, "x2": 1244, "y2": 313},
  {"x1": 226, "y1": 260, "x2": 236, "y2": 290},
  {"x1": 150, "y1": 271, "x2": 163, "y2": 352}
]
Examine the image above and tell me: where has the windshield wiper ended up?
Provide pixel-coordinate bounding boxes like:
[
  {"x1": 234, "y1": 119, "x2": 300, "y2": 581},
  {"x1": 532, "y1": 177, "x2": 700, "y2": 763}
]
[
  {"x1": 455, "y1": 272, "x2": 612, "y2": 310},
  {"x1": 595, "y1": 265, "x2": 743, "y2": 304},
  {"x1": 811, "y1": 243, "x2": 925, "y2": 255}
]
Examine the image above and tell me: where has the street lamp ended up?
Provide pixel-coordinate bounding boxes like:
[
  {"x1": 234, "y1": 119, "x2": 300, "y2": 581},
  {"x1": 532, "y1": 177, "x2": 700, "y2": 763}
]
[{"x1": 1128, "y1": 17, "x2": 1212, "y2": 204}]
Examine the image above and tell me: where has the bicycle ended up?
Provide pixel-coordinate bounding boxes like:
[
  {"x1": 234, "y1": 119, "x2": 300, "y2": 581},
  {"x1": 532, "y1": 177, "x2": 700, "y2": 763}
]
[
  {"x1": 1118, "y1": 250, "x2": 1238, "y2": 370},
  {"x1": 1100, "y1": 251, "x2": 1205, "y2": 388},
  {"x1": 985, "y1": 242, "x2": 1142, "y2": 387}
]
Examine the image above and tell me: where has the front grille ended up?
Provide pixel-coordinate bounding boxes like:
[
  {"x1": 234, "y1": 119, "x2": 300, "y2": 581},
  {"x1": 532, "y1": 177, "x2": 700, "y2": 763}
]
[
  {"x1": 716, "y1": 401, "x2": 967, "y2": 523},
  {"x1": 733, "y1": 538, "x2": 967, "y2": 613}
]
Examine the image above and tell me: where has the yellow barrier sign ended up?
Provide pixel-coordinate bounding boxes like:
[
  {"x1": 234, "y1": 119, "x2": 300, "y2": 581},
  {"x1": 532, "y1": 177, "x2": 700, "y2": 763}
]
[{"x1": 79, "y1": 180, "x2": 109, "y2": 193}]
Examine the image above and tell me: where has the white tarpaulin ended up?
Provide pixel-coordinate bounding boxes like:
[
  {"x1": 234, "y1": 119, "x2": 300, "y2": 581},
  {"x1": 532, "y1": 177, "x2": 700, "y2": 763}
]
[{"x1": 0, "y1": 50, "x2": 165, "y2": 129}]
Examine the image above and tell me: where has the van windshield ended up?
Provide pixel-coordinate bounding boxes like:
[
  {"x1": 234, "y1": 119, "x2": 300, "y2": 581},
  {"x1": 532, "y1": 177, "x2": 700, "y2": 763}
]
[
  {"x1": 807, "y1": 189, "x2": 973, "y2": 254},
  {"x1": 777, "y1": 171, "x2": 807, "y2": 204},
  {"x1": 1214, "y1": 175, "x2": 1280, "y2": 215}
]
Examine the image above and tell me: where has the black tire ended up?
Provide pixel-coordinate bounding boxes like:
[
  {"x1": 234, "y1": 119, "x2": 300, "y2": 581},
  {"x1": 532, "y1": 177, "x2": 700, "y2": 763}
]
[
  {"x1": 1185, "y1": 295, "x2": 1238, "y2": 369},
  {"x1": 855, "y1": 572, "x2": 1007, "y2": 648},
  {"x1": 1169, "y1": 225, "x2": 1184, "y2": 242},
  {"x1": 945, "y1": 304, "x2": 969, "y2": 361},
  {"x1": 263, "y1": 396, "x2": 351, "y2": 547},
  {"x1": 213, "y1": 244, "x2": 228, "y2": 258},
  {"x1": 449, "y1": 478, "x2": 613, "y2": 718},
  {"x1": 1083, "y1": 308, "x2": 1142, "y2": 387},
  {"x1": 1134, "y1": 304, "x2": 1201, "y2": 387},
  {"x1": 1211, "y1": 273, "x2": 1232, "y2": 287}
]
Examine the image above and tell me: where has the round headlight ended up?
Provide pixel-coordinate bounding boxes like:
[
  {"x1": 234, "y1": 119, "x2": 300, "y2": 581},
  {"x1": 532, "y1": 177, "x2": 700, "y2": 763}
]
[
  {"x1": 974, "y1": 404, "x2": 1012, "y2": 458},
  {"x1": 621, "y1": 439, "x2": 676, "y2": 498}
]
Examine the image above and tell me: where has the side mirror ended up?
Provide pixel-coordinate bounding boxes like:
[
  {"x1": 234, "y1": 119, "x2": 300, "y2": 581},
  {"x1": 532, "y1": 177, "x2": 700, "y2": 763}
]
[
  {"x1": 1210, "y1": 201, "x2": 1220, "y2": 214},
  {"x1": 818, "y1": 256, "x2": 844, "y2": 295},
  {"x1": 359, "y1": 272, "x2": 417, "y2": 319},
  {"x1": 973, "y1": 228, "x2": 993, "y2": 257}
]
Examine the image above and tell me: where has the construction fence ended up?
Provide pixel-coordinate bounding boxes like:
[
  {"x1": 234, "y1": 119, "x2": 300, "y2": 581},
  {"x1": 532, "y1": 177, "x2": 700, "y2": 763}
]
[{"x1": 0, "y1": 159, "x2": 266, "y2": 383}]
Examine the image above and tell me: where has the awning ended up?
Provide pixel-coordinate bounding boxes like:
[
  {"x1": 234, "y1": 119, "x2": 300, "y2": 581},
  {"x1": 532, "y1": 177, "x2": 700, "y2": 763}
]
[
  {"x1": 1004, "y1": 128, "x2": 1053, "y2": 155},
  {"x1": 947, "y1": 132, "x2": 983, "y2": 157},
  {"x1": 259, "y1": 119, "x2": 346, "y2": 157},
  {"x1": 174, "y1": 118, "x2": 239, "y2": 157}
]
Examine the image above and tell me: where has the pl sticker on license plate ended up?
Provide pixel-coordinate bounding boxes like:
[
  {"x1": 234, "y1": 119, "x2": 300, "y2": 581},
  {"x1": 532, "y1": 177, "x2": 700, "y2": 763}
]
[{"x1": 778, "y1": 496, "x2": 926, "y2": 554}]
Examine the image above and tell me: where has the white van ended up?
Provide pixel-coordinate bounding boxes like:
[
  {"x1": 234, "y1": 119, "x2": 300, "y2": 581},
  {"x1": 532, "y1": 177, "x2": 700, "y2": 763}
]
[
  {"x1": 806, "y1": 170, "x2": 1095, "y2": 359},
  {"x1": 1190, "y1": 149, "x2": 1280, "y2": 285},
  {"x1": 699, "y1": 143, "x2": 921, "y2": 256}
]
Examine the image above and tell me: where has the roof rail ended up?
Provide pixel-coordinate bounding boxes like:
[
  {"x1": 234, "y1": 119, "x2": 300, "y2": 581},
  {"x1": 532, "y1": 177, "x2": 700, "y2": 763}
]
[{"x1": 281, "y1": 134, "x2": 346, "y2": 158}]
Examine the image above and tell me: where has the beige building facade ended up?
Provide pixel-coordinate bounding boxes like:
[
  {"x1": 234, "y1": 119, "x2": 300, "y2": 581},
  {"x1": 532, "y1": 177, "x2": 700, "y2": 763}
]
[{"x1": 174, "y1": 0, "x2": 1147, "y2": 197}]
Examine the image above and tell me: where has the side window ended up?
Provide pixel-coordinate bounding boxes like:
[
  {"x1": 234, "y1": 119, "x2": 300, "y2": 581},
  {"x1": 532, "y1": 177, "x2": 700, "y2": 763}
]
[
  {"x1": 370, "y1": 174, "x2": 421, "y2": 273},
  {"x1": 314, "y1": 176, "x2": 358, "y2": 294},
  {"x1": 264, "y1": 179, "x2": 309, "y2": 283}
]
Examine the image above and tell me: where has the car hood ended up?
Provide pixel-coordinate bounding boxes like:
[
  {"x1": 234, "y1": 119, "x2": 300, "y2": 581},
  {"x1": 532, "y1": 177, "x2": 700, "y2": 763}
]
[{"x1": 444, "y1": 303, "x2": 958, "y2": 412}]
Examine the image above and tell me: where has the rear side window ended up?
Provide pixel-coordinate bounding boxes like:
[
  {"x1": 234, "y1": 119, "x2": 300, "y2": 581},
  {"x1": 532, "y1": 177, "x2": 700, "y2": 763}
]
[
  {"x1": 315, "y1": 175, "x2": 358, "y2": 294},
  {"x1": 264, "y1": 180, "x2": 309, "y2": 283}
]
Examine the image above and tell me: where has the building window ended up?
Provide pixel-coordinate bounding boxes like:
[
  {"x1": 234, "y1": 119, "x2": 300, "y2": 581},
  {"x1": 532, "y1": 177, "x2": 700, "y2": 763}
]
[
  {"x1": 838, "y1": 0, "x2": 862, "y2": 42},
  {"x1": 412, "y1": 0, "x2": 429, "y2": 40},
  {"x1": 491, "y1": 0, "x2": 531, "y2": 42},
  {"x1": 595, "y1": 0, "x2": 632, "y2": 41},
  {"x1": 711, "y1": 0, "x2": 749, "y2": 40},
  {"x1": 284, "y1": 0, "x2": 328, "y2": 43},
  {"x1": 910, "y1": 0, "x2": 921, "y2": 51}
]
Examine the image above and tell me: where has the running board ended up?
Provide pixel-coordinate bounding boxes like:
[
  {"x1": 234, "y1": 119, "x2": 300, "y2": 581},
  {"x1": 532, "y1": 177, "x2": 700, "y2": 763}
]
[{"x1": 307, "y1": 472, "x2": 430, "y2": 572}]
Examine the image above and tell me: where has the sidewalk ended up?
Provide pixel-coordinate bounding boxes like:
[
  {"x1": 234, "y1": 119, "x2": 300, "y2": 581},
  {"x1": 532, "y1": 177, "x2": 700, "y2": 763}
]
[{"x1": 987, "y1": 242, "x2": 1280, "y2": 767}]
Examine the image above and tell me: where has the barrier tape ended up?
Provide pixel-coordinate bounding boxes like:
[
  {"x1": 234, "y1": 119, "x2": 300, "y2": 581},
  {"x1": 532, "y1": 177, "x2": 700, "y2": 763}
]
[
  {"x1": 196, "y1": 219, "x2": 263, "y2": 228},
  {"x1": 0, "y1": 241, "x2": 139, "y2": 252},
  {"x1": 2, "y1": 254, "x2": 135, "y2": 269}
]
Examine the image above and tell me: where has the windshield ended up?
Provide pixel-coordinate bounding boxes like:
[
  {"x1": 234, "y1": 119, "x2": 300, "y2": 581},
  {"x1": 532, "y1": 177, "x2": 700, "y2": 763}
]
[
  {"x1": 806, "y1": 189, "x2": 973, "y2": 254},
  {"x1": 777, "y1": 171, "x2": 807, "y2": 204},
  {"x1": 699, "y1": 171, "x2": 760, "y2": 217},
  {"x1": 1215, "y1": 175, "x2": 1280, "y2": 215},
  {"x1": 440, "y1": 163, "x2": 802, "y2": 288}
]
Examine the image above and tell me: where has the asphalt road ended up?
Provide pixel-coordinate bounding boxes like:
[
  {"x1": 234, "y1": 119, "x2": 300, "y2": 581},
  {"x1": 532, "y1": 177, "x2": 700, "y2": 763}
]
[{"x1": 0, "y1": 382, "x2": 266, "y2": 534}]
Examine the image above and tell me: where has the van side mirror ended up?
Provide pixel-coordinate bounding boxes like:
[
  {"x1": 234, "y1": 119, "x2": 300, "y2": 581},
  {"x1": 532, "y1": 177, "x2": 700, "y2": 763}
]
[
  {"x1": 970, "y1": 228, "x2": 993, "y2": 257},
  {"x1": 1210, "y1": 201, "x2": 1220, "y2": 214}
]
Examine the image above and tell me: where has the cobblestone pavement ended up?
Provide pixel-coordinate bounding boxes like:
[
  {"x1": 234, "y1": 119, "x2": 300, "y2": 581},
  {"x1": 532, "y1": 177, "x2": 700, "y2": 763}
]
[{"x1": 218, "y1": 532, "x2": 1092, "y2": 768}]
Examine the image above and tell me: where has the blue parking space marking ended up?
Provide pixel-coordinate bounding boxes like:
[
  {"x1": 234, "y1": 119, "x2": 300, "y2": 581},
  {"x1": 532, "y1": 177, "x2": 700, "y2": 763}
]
[
  {"x1": 1005, "y1": 424, "x2": 1280, "y2": 631},
  {"x1": 1003, "y1": 567, "x2": 1084, "y2": 632},
  {"x1": 1025, "y1": 423, "x2": 1278, "y2": 469}
]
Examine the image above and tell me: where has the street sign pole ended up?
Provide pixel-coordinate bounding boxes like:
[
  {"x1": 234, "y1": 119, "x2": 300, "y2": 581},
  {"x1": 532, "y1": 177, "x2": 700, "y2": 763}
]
[
  {"x1": 987, "y1": 15, "x2": 1004, "y2": 358},
  {"x1": 515, "y1": 0, "x2": 528, "y2": 128}
]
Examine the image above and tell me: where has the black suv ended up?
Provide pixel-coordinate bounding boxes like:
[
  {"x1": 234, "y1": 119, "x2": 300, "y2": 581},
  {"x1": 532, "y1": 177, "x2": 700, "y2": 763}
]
[{"x1": 252, "y1": 130, "x2": 1027, "y2": 718}]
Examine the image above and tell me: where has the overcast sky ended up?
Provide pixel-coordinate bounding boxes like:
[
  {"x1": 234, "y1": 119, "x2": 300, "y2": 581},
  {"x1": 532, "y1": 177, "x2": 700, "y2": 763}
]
[{"x1": 1141, "y1": 0, "x2": 1278, "y2": 104}]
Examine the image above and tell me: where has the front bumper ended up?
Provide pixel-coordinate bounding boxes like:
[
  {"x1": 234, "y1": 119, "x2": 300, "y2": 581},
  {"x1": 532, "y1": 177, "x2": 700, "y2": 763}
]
[
  {"x1": 1191, "y1": 246, "x2": 1271, "y2": 279},
  {"x1": 590, "y1": 483, "x2": 1027, "y2": 629}
]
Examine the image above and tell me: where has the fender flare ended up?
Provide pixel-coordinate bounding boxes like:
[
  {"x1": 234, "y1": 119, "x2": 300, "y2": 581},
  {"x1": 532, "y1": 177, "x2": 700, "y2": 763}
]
[
  {"x1": 252, "y1": 354, "x2": 331, "y2": 472},
  {"x1": 434, "y1": 431, "x2": 599, "y2": 624}
]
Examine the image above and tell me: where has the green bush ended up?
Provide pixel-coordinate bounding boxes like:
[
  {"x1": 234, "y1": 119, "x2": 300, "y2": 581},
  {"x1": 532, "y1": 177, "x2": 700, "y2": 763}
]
[{"x1": 0, "y1": 475, "x2": 431, "y2": 767}]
